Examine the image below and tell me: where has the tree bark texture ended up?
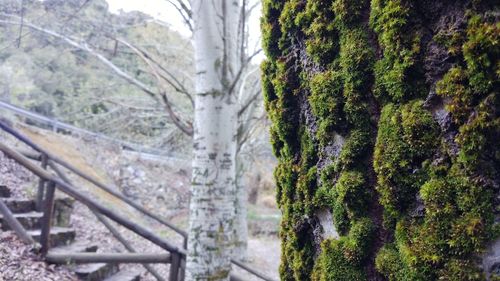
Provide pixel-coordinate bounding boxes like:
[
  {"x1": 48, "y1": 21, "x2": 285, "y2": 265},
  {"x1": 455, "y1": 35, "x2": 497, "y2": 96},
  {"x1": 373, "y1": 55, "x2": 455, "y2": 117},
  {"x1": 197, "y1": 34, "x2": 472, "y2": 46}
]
[
  {"x1": 261, "y1": 0, "x2": 499, "y2": 280},
  {"x1": 187, "y1": 0, "x2": 241, "y2": 280}
]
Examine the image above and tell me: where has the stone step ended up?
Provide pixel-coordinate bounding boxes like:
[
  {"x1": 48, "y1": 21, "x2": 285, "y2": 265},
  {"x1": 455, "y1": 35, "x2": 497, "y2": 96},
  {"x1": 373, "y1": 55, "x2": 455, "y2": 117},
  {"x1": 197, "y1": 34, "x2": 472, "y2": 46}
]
[
  {"x1": 1, "y1": 197, "x2": 73, "y2": 226},
  {"x1": 73, "y1": 263, "x2": 119, "y2": 281},
  {"x1": 49, "y1": 241, "x2": 99, "y2": 254},
  {"x1": 27, "y1": 227, "x2": 76, "y2": 248},
  {"x1": 0, "y1": 185, "x2": 11, "y2": 198},
  {"x1": 0, "y1": 211, "x2": 43, "y2": 230},
  {"x1": 1, "y1": 198, "x2": 35, "y2": 213},
  {"x1": 103, "y1": 269, "x2": 141, "y2": 281}
]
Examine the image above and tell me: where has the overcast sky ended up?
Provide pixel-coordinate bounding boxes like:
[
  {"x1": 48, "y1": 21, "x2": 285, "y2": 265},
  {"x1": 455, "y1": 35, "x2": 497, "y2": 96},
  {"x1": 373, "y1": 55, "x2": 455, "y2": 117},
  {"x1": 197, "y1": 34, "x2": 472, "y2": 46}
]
[
  {"x1": 106, "y1": 0, "x2": 190, "y2": 35},
  {"x1": 105, "y1": 0, "x2": 263, "y2": 60}
]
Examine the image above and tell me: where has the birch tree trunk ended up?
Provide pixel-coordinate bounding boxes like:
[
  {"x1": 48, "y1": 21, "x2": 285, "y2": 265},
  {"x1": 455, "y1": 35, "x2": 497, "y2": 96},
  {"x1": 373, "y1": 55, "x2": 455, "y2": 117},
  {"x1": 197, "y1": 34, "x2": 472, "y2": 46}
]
[
  {"x1": 186, "y1": 1, "x2": 240, "y2": 280},
  {"x1": 232, "y1": 158, "x2": 249, "y2": 261}
]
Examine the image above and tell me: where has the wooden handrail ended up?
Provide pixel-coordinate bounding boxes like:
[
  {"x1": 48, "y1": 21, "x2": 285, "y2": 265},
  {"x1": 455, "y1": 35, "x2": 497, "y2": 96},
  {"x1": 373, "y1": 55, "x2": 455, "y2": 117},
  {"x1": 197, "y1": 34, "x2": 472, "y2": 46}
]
[
  {"x1": 0, "y1": 199, "x2": 36, "y2": 245},
  {"x1": 0, "y1": 121, "x2": 187, "y2": 239},
  {"x1": 0, "y1": 122, "x2": 278, "y2": 281},
  {"x1": 46, "y1": 252, "x2": 171, "y2": 264},
  {"x1": 0, "y1": 142, "x2": 184, "y2": 256},
  {"x1": 49, "y1": 160, "x2": 166, "y2": 281}
]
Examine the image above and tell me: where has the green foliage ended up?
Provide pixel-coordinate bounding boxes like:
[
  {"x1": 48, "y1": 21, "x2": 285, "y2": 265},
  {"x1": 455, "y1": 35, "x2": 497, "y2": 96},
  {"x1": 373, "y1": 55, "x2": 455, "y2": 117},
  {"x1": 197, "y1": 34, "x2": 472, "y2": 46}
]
[
  {"x1": 0, "y1": 0, "x2": 194, "y2": 151},
  {"x1": 332, "y1": 0, "x2": 366, "y2": 28},
  {"x1": 338, "y1": 27, "x2": 373, "y2": 129},
  {"x1": 335, "y1": 129, "x2": 371, "y2": 170},
  {"x1": 376, "y1": 244, "x2": 408, "y2": 281},
  {"x1": 312, "y1": 238, "x2": 366, "y2": 281},
  {"x1": 462, "y1": 15, "x2": 500, "y2": 94}
]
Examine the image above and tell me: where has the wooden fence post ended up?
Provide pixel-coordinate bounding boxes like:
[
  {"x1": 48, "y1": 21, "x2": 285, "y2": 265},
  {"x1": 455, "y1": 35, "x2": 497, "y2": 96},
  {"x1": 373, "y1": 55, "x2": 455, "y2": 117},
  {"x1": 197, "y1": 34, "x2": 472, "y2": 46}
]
[
  {"x1": 40, "y1": 181, "x2": 56, "y2": 256},
  {"x1": 169, "y1": 252, "x2": 181, "y2": 281},
  {"x1": 36, "y1": 154, "x2": 48, "y2": 211}
]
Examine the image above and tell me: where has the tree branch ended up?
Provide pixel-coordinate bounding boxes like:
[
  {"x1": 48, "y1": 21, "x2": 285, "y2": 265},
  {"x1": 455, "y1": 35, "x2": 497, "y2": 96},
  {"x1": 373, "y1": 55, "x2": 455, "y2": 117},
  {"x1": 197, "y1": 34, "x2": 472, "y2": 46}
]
[
  {"x1": 114, "y1": 37, "x2": 194, "y2": 136},
  {"x1": 0, "y1": 18, "x2": 196, "y2": 136}
]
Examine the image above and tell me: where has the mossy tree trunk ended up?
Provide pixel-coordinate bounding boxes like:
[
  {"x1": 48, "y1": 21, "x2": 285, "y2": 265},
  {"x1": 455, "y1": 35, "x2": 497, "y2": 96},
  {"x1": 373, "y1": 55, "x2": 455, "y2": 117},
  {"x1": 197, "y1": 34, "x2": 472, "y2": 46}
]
[{"x1": 261, "y1": 0, "x2": 499, "y2": 280}]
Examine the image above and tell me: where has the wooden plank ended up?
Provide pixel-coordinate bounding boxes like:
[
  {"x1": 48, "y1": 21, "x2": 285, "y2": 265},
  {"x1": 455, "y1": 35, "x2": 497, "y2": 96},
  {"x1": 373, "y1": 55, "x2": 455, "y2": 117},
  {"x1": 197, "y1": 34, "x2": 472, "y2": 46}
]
[
  {"x1": 40, "y1": 181, "x2": 56, "y2": 256},
  {"x1": 46, "y1": 252, "x2": 171, "y2": 264},
  {"x1": 0, "y1": 199, "x2": 36, "y2": 245}
]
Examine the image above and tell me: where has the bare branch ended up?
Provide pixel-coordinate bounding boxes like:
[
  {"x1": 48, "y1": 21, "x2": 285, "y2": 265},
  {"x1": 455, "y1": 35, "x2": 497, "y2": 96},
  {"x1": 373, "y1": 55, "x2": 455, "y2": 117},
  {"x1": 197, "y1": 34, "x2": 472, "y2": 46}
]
[
  {"x1": 165, "y1": 0, "x2": 193, "y2": 31},
  {"x1": 0, "y1": 18, "x2": 196, "y2": 136},
  {"x1": 114, "y1": 37, "x2": 194, "y2": 136},
  {"x1": 16, "y1": 0, "x2": 24, "y2": 48},
  {"x1": 228, "y1": 48, "x2": 262, "y2": 95},
  {"x1": 238, "y1": 89, "x2": 261, "y2": 117}
]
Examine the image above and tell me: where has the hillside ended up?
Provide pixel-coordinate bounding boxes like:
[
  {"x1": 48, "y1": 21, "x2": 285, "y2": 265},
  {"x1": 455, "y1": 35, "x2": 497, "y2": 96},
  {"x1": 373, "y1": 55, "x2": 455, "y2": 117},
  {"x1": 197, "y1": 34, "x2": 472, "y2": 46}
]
[{"x1": 0, "y1": 0, "x2": 194, "y2": 153}]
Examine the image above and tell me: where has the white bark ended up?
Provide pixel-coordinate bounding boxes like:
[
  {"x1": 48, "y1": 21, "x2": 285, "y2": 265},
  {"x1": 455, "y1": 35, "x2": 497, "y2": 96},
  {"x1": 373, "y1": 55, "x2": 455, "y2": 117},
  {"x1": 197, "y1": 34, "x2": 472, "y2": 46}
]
[
  {"x1": 186, "y1": 1, "x2": 240, "y2": 280},
  {"x1": 232, "y1": 159, "x2": 249, "y2": 261}
]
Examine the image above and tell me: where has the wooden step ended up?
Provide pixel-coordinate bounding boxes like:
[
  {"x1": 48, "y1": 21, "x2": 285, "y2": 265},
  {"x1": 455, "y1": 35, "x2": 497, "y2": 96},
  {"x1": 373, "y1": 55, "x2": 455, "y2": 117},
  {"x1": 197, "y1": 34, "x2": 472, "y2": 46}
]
[
  {"x1": 0, "y1": 185, "x2": 11, "y2": 198},
  {"x1": 73, "y1": 263, "x2": 119, "y2": 281},
  {"x1": 1, "y1": 198, "x2": 35, "y2": 213},
  {"x1": 27, "y1": 227, "x2": 76, "y2": 247},
  {"x1": 103, "y1": 269, "x2": 141, "y2": 281},
  {"x1": 49, "y1": 241, "x2": 99, "y2": 254},
  {"x1": 0, "y1": 211, "x2": 42, "y2": 230}
]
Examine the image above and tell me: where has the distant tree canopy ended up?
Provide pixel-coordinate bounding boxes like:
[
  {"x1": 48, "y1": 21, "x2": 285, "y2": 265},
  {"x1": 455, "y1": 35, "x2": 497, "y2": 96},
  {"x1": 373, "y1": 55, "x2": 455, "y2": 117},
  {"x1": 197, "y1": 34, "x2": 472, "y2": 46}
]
[
  {"x1": 0, "y1": 0, "x2": 194, "y2": 152},
  {"x1": 261, "y1": 0, "x2": 499, "y2": 280}
]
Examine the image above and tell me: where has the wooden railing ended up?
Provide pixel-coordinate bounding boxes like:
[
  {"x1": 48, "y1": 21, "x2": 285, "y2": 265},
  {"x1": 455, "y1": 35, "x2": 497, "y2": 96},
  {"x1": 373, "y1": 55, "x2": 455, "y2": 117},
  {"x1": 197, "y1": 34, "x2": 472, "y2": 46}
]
[{"x1": 0, "y1": 121, "x2": 276, "y2": 281}]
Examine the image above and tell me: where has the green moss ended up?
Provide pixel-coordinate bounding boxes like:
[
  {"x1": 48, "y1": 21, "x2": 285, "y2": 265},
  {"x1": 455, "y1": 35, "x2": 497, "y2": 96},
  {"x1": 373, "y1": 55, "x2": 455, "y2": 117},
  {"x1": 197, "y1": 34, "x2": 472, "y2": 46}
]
[
  {"x1": 436, "y1": 13, "x2": 500, "y2": 179},
  {"x1": 436, "y1": 66, "x2": 475, "y2": 124},
  {"x1": 462, "y1": 15, "x2": 499, "y2": 94},
  {"x1": 333, "y1": 200, "x2": 350, "y2": 235},
  {"x1": 370, "y1": 0, "x2": 425, "y2": 103},
  {"x1": 335, "y1": 170, "x2": 370, "y2": 219},
  {"x1": 375, "y1": 244, "x2": 423, "y2": 281},
  {"x1": 374, "y1": 101, "x2": 439, "y2": 220},
  {"x1": 312, "y1": 238, "x2": 366, "y2": 281},
  {"x1": 263, "y1": 2, "x2": 497, "y2": 281},
  {"x1": 303, "y1": 0, "x2": 339, "y2": 65},
  {"x1": 332, "y1": 0, "x2": 366, "y2": 28},
  {"x1": 439, "y1": 259, "x2": 485, "y2": 281},
  {"x1": 312, "y1": 218, "x2": 374, "y2": 281},
  {"x1": 261, "y1": 0, "x2": 284, "y2": 59},
  {"x1": 335, "y1": 129, "x2": 371, "y2": 170},
  {"x1": 274, "y1": 159, "x2": 297, "y2": 209},
  {"x1": 339, "y1": 27, "x2": 373, "y2": 129},
  {"x1": 309, "y1": 70, "x2": 345, "y2": 143},
  {"x1": 391, "y1": 169, "x2": 495, "y2": 280},
  {"x1": 279, "y1": 0, "x2": 306, "y2": 51}
]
